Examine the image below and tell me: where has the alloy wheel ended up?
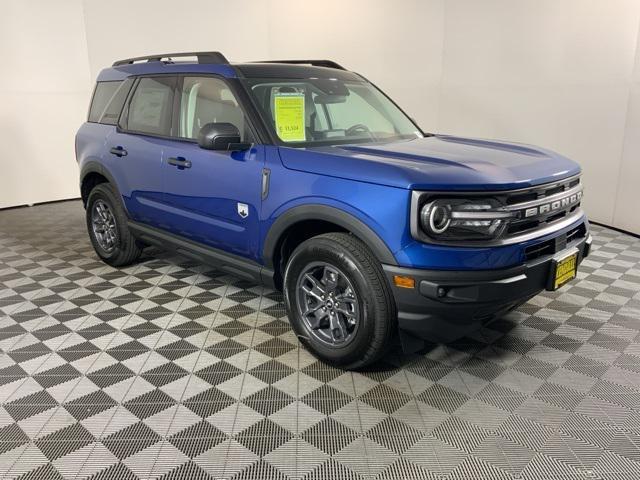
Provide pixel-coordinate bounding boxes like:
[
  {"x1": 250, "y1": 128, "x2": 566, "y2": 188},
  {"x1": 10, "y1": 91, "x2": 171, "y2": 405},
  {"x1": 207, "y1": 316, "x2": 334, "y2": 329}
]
[
  {"x1": 91, "y1": 200, "x2": 118, "y2": 253},
  {"x1": 295, "y1": 262, "x2": 360, "y2": 346}
]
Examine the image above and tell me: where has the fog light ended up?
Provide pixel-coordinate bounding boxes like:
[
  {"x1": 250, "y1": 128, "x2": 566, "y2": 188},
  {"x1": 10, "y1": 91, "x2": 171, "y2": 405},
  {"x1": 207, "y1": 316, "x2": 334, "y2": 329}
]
[{"x1": 393, "y1": 275, "x2": 415, "y2": 289}]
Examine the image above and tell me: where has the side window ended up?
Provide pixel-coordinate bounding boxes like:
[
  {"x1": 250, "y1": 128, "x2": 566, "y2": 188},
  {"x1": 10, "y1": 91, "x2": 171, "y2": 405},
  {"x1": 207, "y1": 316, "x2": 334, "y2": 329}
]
[
  {"x1": 88, "y1": 79, "x2": 133, "y2": 125},
  {"x1": 124, "y1": 77, "x2": 175, "y2": 136},
  {"x1": 178, "y1": 77, "x2": 246, "y2": 140}
]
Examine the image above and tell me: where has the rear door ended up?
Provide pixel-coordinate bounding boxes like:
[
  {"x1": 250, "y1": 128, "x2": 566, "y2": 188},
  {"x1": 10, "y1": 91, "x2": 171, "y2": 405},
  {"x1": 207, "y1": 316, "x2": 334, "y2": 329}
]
[
  {"x1": 160, "y1": 75, "x2": 264, "y2": 260},
  {"x1": 107, "y1": 76, "x2": 177, "y2": 228}
]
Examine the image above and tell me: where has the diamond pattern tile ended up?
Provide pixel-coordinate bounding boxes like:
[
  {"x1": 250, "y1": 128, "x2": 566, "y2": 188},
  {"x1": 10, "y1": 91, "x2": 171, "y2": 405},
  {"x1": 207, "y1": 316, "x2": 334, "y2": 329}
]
[{"x1": 1, "y1": 202, "x2": 639, "y2": 478}]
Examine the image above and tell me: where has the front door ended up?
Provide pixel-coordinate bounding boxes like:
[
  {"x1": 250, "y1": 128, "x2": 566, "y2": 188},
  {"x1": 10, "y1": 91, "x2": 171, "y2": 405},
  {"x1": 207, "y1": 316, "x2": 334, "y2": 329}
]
[{"x1": 160, "y1": 76, "x2": 264, "y2": 261}]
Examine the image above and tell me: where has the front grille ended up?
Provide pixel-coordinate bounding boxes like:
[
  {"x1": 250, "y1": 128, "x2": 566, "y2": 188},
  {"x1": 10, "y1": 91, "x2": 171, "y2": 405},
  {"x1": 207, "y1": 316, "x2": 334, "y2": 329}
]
[
  {"x1": 524, "y1": 223, "x2": 586, "y2": 261},
  {"x1": 502, "y1": 176, "x2": 583, "y2": 238},
  {"x1": 566, "y1": 224, "x2": 586, "y2": 243},
  {"x1": 524, "y1": 239, "x2": 555, "y2": 261},
  {"x1": 506, "y1": 177, "x2": 580, "y2": 206}
]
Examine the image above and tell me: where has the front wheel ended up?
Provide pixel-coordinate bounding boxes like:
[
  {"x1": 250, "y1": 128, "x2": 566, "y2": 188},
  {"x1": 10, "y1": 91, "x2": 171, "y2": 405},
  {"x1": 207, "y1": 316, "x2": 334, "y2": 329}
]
[{"x1": 283, "y1": 232, "x2": 396, "y2": 370}]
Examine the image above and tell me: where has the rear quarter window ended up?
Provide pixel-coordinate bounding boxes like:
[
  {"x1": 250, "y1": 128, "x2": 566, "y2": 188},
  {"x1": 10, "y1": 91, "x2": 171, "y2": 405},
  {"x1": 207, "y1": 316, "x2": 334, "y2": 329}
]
[
  {"x1": 88, "y1": 79, "x2": 133, "y2": 125},
  {"x1": 122, "y1": 77, "x2": 175, "y2": 136}
]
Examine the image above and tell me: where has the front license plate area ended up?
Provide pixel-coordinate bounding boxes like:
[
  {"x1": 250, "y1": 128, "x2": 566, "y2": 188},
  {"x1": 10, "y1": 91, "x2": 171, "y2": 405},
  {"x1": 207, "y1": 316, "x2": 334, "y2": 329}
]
[{"x1": 548, "y1": 248, "x2": 579, "y2": 291}]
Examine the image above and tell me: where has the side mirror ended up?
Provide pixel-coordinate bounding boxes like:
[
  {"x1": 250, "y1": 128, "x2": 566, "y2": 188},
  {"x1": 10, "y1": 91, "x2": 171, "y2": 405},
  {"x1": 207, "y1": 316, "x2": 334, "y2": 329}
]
[{"x1": 197, "y1": 122, "x2": 250, "y2": 151}]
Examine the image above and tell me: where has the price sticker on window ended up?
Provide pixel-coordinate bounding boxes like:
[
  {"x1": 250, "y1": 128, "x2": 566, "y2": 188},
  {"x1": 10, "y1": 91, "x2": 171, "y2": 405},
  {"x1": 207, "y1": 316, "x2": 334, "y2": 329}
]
[{"x1": 274, "y1": 94, "x2": 305, "y2": 142}]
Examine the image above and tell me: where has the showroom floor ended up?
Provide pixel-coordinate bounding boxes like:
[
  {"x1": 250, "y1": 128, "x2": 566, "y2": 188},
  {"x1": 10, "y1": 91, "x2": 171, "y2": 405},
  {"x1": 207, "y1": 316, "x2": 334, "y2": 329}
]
[{"x1": 0, "y1": 201, "x2": 639, "y2": 480}]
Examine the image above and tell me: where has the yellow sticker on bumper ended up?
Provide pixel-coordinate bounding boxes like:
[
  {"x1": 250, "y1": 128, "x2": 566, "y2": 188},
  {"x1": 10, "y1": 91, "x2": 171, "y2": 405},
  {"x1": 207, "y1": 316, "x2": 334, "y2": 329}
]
[{"x1": 554, "y1": 252, "x2": 577, "y2": 289}]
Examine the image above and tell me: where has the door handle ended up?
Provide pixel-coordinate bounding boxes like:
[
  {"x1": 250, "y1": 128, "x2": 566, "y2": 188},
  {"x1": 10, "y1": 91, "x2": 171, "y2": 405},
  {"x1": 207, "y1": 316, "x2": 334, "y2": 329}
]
[
  {"x1": 167, "y1": 157, "x2": 192, "y2": 169},
  {"x1": 109, "y1": 146, "x2": 128, "y2": 157}
]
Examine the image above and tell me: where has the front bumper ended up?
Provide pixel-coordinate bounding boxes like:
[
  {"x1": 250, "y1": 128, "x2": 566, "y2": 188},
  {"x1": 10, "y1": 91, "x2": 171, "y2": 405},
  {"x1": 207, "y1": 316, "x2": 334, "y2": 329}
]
[{"x1": 383, "y1": 232, "x2": 592, "y2": 349}]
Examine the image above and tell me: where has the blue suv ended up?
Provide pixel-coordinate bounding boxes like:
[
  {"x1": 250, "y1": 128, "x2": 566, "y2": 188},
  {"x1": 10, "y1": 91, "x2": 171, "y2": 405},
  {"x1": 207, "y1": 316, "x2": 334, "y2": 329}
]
[{"x1": 76, "y1": 51, "x2": 591, "y2": 369}]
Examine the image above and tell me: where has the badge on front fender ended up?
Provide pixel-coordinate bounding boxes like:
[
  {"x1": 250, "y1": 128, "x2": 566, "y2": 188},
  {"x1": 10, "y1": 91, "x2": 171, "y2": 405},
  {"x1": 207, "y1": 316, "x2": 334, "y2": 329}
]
[{"x1": 237, "y1": 203, "x2": 249, "y2": 219}]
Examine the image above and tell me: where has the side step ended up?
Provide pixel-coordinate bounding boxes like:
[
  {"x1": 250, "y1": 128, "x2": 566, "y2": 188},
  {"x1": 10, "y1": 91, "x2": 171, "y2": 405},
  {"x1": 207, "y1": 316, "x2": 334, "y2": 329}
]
[{"x1": 128, "y1": 221, "x2": 275, "y2": 288}]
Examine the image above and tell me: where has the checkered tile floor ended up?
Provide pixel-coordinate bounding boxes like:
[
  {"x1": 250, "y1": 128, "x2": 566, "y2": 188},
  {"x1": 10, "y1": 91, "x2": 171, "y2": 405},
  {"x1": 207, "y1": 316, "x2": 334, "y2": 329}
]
[{"x1": 0, "y1": 201, "x2": 639, "y2": 479}]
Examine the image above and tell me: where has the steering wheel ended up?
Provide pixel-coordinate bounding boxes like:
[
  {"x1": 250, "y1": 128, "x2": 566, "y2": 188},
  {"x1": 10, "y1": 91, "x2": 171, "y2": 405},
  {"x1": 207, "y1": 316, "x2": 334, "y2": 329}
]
[{"x1": 345, "y1": 123, "x2": 374, "y2": 138}]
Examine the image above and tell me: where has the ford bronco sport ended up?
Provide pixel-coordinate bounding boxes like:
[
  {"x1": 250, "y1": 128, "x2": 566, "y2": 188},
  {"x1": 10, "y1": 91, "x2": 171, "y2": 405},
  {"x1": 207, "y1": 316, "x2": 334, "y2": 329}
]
[{"x1": 76, "y1": 51, "x2": 591, "y2": 369}]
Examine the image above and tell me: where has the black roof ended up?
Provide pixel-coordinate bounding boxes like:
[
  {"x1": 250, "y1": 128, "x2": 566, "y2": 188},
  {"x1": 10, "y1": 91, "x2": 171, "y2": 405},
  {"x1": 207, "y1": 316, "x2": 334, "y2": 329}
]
[
  {"x1": 110, "y1": 51, "x2": 362, "y2": 81},
  {"x1": 234, "y1": 63, "x2": 362, "y2": 80}
]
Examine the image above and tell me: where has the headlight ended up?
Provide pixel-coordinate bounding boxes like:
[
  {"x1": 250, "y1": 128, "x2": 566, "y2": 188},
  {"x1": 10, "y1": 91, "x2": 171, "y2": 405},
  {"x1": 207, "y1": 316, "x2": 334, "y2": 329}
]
[{"x1": 419, "y1": 198, "x2": 513, "y2": 240}]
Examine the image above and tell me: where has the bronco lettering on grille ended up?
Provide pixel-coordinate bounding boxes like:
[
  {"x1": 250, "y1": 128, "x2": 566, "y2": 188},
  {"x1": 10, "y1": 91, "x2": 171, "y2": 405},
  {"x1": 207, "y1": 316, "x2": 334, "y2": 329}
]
[{"x1": 524, "y1": 191, "x2": 582, "y2": 218}]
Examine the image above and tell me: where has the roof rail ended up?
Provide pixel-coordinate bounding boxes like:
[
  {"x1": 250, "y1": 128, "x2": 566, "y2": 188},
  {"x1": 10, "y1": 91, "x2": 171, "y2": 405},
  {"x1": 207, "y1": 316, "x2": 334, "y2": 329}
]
[
  {"x1": 255, "y1": 59, "x2": 346, "y2": 70},
  {"x1": 113, "y1": 51, "x2": 228, "y2": 67}
]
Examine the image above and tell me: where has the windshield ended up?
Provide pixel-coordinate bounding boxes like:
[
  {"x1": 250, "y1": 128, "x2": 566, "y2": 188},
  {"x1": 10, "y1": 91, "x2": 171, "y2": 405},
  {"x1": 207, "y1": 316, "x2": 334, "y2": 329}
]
[{"x1": 243, "y1": 78, "x2": 423, "y2": 147}]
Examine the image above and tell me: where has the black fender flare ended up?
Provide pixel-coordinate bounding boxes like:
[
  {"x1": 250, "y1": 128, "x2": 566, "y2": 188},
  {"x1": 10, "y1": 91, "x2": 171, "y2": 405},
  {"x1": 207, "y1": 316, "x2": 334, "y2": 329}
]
[
  {"x1": 79, "y1": 161, "x2": 125, "y2": 207},
  {"x1": 80, "y1": 161, "x2": 119, "y2": 190},
  {"x1": 262, "y1": 204, "x2": 398, "y2": 269},
  {"x1": 79, "y1": 161, "x2": 132, "y2": 217}
]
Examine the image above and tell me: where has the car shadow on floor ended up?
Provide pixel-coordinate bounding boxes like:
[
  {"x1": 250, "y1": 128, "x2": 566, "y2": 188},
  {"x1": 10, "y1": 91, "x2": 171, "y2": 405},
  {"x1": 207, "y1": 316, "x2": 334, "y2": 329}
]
[
  {"x1": 135, "y1": 246, "x2": 525, "y2": 375},
  {"x1": 364, "y1": 314, "x2": 523, "y2": 374}
]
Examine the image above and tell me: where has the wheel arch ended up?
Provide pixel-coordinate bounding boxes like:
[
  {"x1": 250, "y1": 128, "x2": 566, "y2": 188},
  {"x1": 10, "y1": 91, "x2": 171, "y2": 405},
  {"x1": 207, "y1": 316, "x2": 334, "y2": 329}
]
[
  {"x1": 79, "y1": 162, "x2": 122, "y2": 209},
  {"x1": 263, "y1": 204, "x2": 397, "y2": 288}
]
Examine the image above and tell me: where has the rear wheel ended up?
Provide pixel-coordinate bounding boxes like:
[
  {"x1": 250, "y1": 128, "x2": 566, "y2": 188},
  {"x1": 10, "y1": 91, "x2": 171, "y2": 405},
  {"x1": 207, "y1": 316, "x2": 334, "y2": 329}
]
[
  {"x1": 86, "y1": 183, "x2": 142, "y2": 267},
  {"x1": 283, "y1": 232, "x2": 396, "y2": 369}
]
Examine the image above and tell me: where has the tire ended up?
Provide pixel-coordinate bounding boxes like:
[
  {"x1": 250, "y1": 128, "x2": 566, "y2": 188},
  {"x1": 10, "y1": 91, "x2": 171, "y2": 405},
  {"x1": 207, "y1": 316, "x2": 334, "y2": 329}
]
[
  {"x1": 283, "y1": 232, "x2": 396, "y2": 370},
  {"x1": 86, "y1": 183, "x2": 142, "y2": 267}
]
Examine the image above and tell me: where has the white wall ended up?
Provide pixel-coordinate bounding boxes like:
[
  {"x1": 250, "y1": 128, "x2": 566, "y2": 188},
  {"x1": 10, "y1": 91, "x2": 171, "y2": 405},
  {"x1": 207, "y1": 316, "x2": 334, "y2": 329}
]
[
  {"x1": 81, "y1": 0, "x2": 270, "y2": 82},
  {"x1": 268, "y1": 0, "x2": 445, "y2": 131},
  {"x1": 614, "y1": 19, "x2": 640, "y2": 234},
  {"x1": 436, "y1": 0, "x2": 640, "y2": 230},
  {"x1": 0, "y1": 0, "x2": 91, "y2": 209},
  {"x1": 1, "y1": 0, "x2": 638, "y2": 234}
]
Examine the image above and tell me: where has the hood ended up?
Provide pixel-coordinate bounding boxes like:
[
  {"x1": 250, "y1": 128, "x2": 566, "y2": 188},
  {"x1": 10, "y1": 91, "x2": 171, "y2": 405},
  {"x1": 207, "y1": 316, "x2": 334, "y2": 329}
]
[{"x1": 277, "y1": 135, "x2": 581, "y2": 191}]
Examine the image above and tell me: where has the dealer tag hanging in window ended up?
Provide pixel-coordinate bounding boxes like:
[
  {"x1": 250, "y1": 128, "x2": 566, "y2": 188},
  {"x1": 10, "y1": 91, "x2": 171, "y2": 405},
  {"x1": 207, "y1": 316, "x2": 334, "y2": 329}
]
[{"x1": 274, "y1": 93, "x2": 305, "y2": 142}]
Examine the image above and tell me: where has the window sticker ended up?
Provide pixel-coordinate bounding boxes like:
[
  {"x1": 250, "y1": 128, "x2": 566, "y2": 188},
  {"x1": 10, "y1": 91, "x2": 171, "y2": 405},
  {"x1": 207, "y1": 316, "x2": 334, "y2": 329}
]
[{"x1": 274, "y1": 94, "x2": 305, "y2": 142}]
